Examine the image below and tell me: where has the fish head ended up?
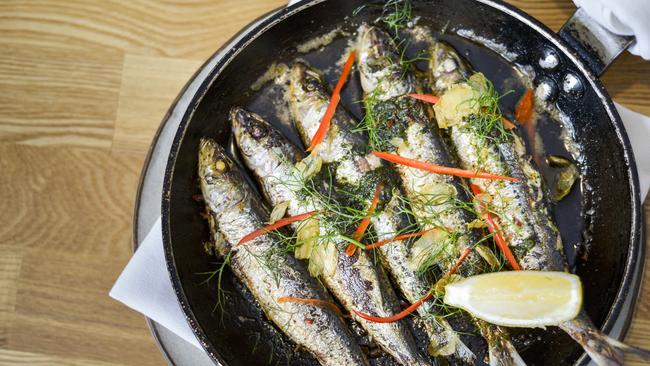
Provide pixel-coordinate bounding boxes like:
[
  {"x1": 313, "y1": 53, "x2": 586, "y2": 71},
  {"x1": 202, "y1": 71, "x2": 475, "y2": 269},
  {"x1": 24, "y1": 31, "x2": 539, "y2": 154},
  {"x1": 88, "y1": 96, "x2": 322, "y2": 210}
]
[
  {"x1": 428, "y1": 42, "x2": 470, "y2": 95},
  {"x1": 289, "y1": 61, "x2": 328, "y2": 105},
  {"x1": 288, "y1": 62, "x2": 330, "y2": 143},
  {"x1": 231, "y1": 107, "x2": 274, "y2": 150},
  {"x1": 231, "y1": 106, "x2": 302, "y2": 186},
  {"x1": 356, "y1": 24, "x2": 411, "y2": 100},
  {"x1": 231, "y1": 106, "x2": 300, "y2": 158},
  {"x1": 198, "y1": 138, "x2": 247, "y2": 213}
]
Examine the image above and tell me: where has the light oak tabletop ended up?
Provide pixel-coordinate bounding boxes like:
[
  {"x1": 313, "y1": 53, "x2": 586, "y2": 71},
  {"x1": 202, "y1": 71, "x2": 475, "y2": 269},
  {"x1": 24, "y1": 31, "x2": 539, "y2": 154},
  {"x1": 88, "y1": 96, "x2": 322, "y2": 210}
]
[{"x1": 1, "y1": 1, "x2": 649, "y2": 365}]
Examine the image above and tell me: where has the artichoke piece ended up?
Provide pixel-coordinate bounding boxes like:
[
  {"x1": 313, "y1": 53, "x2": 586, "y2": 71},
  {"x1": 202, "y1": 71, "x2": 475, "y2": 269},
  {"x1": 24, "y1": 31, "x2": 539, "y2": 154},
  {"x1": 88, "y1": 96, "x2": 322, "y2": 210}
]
[
  {"x1": 546, "y1": 155, "x2": 579, "y2": 201},
  {"x1": 268, "y1": 201, "x2": 290, "y2": 224},
  {"x1": 474, "y1": 244, "x2": 500, "y2": 270}
]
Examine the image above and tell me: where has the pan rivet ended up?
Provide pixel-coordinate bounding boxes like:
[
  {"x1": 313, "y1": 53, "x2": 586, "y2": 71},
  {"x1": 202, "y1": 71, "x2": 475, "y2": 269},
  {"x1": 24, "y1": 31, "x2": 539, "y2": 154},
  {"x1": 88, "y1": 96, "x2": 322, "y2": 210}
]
[
  {"x1": 539, "y1": 49, "x2": 559, "y2": 70},
  {"x1": 562, "y1": 73, "x2": 584, "y2": 97}
]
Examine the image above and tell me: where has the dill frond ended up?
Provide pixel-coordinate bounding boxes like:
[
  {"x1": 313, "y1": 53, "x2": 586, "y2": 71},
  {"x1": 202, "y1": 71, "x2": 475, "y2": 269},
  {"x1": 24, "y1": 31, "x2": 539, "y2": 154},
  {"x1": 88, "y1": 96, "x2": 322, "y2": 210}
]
[
  {"x1": 197, "y1": 252, "x2": 232, "y2": 316},
  {"x1": 380, "y1": 0, "x2": 413, "y2": 36}
]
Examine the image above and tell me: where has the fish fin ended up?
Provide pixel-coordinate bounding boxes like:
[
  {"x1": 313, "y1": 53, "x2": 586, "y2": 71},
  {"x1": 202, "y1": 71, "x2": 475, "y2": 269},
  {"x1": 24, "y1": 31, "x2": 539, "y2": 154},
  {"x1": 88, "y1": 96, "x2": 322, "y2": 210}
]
[
  {"x1": 560, "y1": 314, "x2": 650, "y2": 366},
  {"x1": 606, "y1": 337, "x2": 650, "y2": 361}
]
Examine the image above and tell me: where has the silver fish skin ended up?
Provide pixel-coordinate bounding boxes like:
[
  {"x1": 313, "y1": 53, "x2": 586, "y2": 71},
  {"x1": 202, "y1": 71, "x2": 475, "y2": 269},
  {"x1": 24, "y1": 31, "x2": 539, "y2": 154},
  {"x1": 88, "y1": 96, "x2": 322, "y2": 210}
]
[
  {"x1": 428, "y1": 40, "x2": 650, "y2": 366},
  {"x1": 231, "y1": 109, "x2": 431, "y2": 366},
  {"x1": 357, "y1": 24, "x2": 526, "y2": 366},
  {"x1": 198, "y1": 138, "x2": 368, "y2": 366},
  {"x1": 288, "y1": 61, "x2": 475, "y2": 363}
]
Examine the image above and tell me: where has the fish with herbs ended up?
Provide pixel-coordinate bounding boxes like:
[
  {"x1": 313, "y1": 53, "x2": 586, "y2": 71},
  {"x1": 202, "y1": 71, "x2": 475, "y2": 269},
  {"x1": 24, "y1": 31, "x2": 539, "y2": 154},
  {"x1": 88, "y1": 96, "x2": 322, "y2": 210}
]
[
  {"x1": 231, "y1": 107, "x2": 431, "y2": 366},
  {"x1": 427, "y1": 39, "x2": 650, "y2": 366},
  {"x1": 356, "y1": 24, "x2": 526, "y2": 366},
  {"x1": 288, "y1": 60, "x2": 476, "y2": 363},
  {"x1": 197, "y1": 138, "x2": 369, "y2": 366}
]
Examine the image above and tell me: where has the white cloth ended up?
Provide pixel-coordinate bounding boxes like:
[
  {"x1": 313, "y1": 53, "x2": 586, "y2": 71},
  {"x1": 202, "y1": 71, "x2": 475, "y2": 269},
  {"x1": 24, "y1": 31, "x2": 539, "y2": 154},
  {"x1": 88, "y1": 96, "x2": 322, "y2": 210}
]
[
  {"x1": 111, "y1": 0, "x2": 650, "y2": 351},
  {"x1": 110, "y1": 218, "x2": 201, "y2": 347},
  {"x1": 574, "y1": 0, "x2": 650, "y2": 60}
]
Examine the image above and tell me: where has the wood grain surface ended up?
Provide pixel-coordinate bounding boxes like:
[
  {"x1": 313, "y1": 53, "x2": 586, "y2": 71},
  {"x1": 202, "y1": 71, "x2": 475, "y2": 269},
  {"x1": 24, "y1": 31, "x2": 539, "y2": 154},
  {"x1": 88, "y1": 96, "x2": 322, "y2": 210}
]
[{"x1": 0, "y1": 1, "x2": 648, "y2": 365}]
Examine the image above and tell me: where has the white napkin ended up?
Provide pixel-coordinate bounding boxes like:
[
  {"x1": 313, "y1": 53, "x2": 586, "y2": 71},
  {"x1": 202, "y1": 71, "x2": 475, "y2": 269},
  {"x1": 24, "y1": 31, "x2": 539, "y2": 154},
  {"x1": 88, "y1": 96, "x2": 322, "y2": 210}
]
[
  {"x1": 574, "y1": 0, "x2": 650, "y2": 60},
  {"x1": 110, "y1": 217, "x2": 201, "y2": 347},
  {"x1": 110, "y1": 0, "x2": 650, "y2": 352}
]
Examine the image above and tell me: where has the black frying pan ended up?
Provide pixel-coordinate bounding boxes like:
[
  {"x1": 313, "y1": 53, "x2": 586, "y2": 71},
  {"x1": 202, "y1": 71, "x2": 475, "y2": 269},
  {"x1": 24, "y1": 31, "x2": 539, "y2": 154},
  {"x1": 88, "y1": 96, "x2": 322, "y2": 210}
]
[{"x1": 161, "y1": 1, "x2": 644, "y2": 365}]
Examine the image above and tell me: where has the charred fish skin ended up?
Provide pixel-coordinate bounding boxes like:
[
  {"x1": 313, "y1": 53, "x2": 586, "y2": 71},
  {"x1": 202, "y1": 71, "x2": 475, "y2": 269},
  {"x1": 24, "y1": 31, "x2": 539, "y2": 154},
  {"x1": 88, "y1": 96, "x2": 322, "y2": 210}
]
[
  {"x1": 198, "y1": 139, "x2": 368, "y2": 366},
  {"x1": 357, "y1": 25, "x2": 527, "y2": 366},
  {"x1": 428, "y1": 40, "x2": 650, "y2": 366},
  {"x1": 231, "y1": 110, "x2": 431, "y2": 366},
  {"x1": 289, "y1": 60, "x2": 476, "y2": 364}
]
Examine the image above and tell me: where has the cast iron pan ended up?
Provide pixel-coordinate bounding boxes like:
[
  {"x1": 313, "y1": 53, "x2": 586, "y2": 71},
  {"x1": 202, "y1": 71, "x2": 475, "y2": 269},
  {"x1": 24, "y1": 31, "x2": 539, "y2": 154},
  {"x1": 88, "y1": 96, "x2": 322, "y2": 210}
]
[{"x1": 161, "y1": 1, "x2": 643, "y2": 365}]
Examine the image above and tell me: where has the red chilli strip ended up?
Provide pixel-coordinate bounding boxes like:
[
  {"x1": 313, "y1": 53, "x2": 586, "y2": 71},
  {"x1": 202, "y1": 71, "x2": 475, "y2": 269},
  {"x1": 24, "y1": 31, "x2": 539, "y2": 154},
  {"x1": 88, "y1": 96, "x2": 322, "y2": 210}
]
[
  {"x1": 514, "y1": 88, "x2": 534, "y2": 124},
  {"x1": 354, "y1": 237, "x2": 470, "y2": 324},
  {"x1": 345, "y1": 181, "x2": 385, "y2": 256},
  {"x1": 446, "y1": 246, "x2": 473, "y2": 276},
  {"x1": 333, "y1": 51, "x2": 357, "y2": 95},
  {"x1": 372, "y1": 151, "x2": 518, "y2": 182},
  {"x1": 352, "y1": 291, "x2": 433, "y2": 323},
  {"x1": 469, "y1": 184, "x2": 522, "y2": 270},
  {"x1": 501, "y1": 117, "x2": 517, "y2": 130},
  {"x1": 307, "y1": 51, "x2": 356, "y2": 152},
  {"x1": 237, "y1": 210, "x2": 321, "y2": 246},
  {"x1": 307, "y1": 93, "x2": 340, "y2": 152},
  {"x1": 408, "y1": 93, "x2": 440, "y2": 104},
  {"x1": 364, "y1": 228, "x2": 437, "y2": 250},
  {"x1": 277, "y1": 296, "x2": 344, "y2": 317}
]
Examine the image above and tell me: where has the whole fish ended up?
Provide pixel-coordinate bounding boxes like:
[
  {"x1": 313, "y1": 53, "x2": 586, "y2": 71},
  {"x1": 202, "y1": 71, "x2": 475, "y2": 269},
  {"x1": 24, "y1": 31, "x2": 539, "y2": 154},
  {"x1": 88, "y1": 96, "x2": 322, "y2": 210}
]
[
  {"x1": 197, "y1": 138, "x2": 368, "y2": 366},
  {"x1": 356, "y1": 24, "x2": 526, "y2": 366},
  {"x1": 427, "y1": 40, "x2": 650, "y2": 366},
  {"x1": 231, "y1": 108, "x2": 431, "y2": 366},
  {"x1": 288, "y1": 60, "x2": 475, "y2": 363}
]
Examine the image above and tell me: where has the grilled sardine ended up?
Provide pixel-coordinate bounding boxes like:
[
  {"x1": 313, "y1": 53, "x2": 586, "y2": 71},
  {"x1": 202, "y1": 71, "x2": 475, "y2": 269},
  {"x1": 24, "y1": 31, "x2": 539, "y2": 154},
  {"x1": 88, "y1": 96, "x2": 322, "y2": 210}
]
[
  {"x1": 427, "y1": 39, "x2": 650, "y2": 366},
  {"x1": 357, "y1": 24, "x2": 526, "y2": 366},
  {"x1": 198, "y1": 138, "x2": 368, "y2": 366},
  {"x1": 231, "y1": 108, "x2": 431, "y2": 366}
]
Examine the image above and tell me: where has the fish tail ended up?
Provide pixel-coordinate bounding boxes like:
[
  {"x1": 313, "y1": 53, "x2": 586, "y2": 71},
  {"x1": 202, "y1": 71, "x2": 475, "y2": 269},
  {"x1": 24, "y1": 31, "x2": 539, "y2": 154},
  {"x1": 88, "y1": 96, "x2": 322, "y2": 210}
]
[
  {"x1": 560, "y1": 313, "x2": 650, "y2": 365},
  {"x1": 477, "y1": 320, "x2": 527, "y2": 366}
]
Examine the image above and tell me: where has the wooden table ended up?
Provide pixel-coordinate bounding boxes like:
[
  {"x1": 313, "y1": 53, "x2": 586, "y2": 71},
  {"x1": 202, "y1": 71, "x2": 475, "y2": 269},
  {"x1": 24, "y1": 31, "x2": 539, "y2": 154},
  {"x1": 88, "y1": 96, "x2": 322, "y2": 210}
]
[{"x1": 1, "y1": 1, "x2": 648, "y2": 365}]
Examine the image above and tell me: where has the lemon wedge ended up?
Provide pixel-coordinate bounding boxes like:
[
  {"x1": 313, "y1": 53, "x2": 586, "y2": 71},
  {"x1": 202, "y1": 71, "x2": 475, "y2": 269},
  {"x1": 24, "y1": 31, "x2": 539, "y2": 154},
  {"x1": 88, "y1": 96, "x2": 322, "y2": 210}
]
[{"x1": 444, "y1": 271, "x2": 582, "y2": 327}]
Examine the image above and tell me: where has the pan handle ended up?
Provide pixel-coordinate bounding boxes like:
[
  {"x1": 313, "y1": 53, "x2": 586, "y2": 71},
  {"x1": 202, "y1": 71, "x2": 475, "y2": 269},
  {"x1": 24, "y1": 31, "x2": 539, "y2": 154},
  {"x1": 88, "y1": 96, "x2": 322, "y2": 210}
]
[{"x1": 558, "y1": 8, "x2": 634, "y2": 77}]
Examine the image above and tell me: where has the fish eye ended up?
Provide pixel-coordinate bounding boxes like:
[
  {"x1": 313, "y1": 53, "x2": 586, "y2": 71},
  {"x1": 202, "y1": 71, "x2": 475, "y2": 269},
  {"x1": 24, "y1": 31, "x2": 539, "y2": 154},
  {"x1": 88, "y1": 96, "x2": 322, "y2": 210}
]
[
  {"x1": 250, "y1": 124, "x2": 268, "y2": 139},
  {"x1": 304, "y1": 79, "x2": 320, "y2": 92},
  {"x1": 215, "y1": 160, "x2": 228, "y2": 172}
]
